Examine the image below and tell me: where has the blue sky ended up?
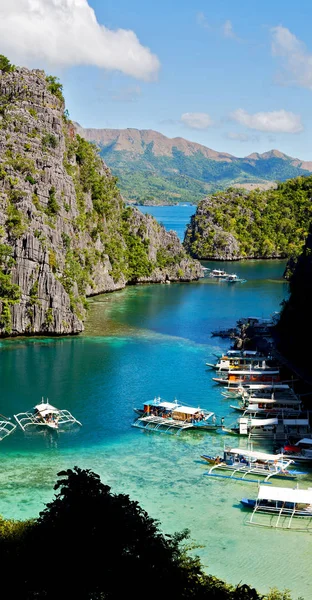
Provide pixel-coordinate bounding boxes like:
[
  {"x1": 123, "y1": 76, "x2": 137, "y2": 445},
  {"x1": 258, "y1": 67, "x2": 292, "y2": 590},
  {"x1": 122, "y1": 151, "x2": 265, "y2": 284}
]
[{"x1": 1, "y1": 0, "x2": 312, "y2": 159}]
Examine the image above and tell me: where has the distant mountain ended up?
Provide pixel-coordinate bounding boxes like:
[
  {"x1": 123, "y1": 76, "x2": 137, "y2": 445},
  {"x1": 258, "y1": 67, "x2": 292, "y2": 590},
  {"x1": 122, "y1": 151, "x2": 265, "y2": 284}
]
[{"x1": 75, "y1": 125, "x2": 312, "y2": 205}]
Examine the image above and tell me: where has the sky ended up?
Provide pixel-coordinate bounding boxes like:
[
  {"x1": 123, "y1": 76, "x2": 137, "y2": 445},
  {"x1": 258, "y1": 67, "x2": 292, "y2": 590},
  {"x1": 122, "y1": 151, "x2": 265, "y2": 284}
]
[{"x1": 1, "y1": 0, "x2": 312, "y2": 159}]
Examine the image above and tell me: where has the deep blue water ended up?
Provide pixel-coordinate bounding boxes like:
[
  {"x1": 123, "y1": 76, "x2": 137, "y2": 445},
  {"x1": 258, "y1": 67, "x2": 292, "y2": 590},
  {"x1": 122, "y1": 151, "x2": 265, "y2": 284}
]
[
  {"x1": 0, "y1": 207, "x2": 310, "y2": 599},
  {"x1": 138, "y1": 204, "x2": 195, "y2": 241}
]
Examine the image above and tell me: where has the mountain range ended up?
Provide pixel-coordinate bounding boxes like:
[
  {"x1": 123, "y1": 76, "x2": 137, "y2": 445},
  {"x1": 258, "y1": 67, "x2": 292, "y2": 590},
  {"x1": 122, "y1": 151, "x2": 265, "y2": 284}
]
[{"x1": 75, "y1": 125, "x2": 312, "y2": 205}]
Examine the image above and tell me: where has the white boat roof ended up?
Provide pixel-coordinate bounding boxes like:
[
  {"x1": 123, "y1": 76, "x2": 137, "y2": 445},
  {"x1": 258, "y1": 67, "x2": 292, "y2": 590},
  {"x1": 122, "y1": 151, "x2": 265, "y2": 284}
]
[
  {"x1": 145, "y1": 401, "x2": 178, "y2": 410},
  {"x1": 229, "y1": 448, "x2": 284, "y2": 461},
  {"x1": 34, "y1": 403, "x2": 58, "y2": 414},
  {"x1": 229, "y1": 369, "x2": 279, "y2": 374},
  {"x1": 257, "y1": 485, "x2": 312, "y2": 504},
  {"x1": 248, "y1": 383, "x2": 292, "y2": 390},
  {"x1": 296, "y1": 438, "x2": 312, "y2": 446},
  {"x1": 172, "y1": 405, "x2": 208, "y2": 415},
  {"x1": 246, "y1": 417, "x2": 278, "y2": 426},
  {"x1": 248, "y1": 397, "x2": 301, "y2": 405}
]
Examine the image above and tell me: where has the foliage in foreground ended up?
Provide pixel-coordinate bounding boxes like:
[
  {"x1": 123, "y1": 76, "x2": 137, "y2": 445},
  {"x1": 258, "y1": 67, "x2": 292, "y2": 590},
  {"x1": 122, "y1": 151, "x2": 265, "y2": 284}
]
[{"x1": 0, "y1": 467, "x2": 299, "y2": 599}]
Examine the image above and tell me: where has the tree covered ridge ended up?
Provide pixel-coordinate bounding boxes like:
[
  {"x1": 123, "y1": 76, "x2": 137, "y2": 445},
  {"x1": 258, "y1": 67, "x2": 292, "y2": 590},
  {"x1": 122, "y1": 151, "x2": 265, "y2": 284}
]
[
  {"x1": 96, "y1": 138, "x2": 312, "y2": 206},
  {"x1": 184, "y1": 175, "x2": 312, "y2": 260},
  {"x1": 0, "y1": 466, "x2": 296, "y2": 600}
]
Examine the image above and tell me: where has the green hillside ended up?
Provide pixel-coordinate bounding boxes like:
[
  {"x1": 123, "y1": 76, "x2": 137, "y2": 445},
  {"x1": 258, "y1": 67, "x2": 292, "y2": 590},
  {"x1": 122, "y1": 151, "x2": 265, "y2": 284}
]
[
  {"x1": 99, "y1": 144, "x2": 312, "y2": 205},
  {"x1": 184, "y1": 175, "x2": 312, "y2": 260}
]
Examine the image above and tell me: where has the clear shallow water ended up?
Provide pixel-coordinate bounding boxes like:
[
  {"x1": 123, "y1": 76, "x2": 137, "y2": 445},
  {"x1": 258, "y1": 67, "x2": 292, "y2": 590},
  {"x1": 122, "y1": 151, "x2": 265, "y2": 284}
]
[{"x1": 0, "y1": 208, "x2": 309, "y2": 599}]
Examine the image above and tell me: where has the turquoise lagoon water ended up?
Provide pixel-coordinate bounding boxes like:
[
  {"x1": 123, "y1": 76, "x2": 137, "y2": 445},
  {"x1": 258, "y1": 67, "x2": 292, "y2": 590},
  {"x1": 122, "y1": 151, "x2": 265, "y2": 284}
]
[{"x1": 0, "y1": 207, "x2": 310, "y2": 599}]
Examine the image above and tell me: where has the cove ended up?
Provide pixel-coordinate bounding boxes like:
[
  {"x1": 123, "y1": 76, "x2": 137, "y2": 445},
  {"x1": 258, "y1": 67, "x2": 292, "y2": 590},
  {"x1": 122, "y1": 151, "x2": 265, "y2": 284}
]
[{"x1": 0, "y1": 207, "x2": 309, "y2": 600}]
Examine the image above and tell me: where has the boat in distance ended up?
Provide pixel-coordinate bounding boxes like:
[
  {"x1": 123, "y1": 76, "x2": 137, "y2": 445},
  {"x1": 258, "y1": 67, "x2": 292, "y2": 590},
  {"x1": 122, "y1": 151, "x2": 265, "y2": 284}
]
[
  {"x1": 241, "y1": 485, "x2": 312, "y2": 530},
  {"x1": 132, "y1": 397, "x2": 223, "y2": 434},
  {"x1": 212, "y1": 367, "x2": 281, "y2": 386},
  {"x1": 201, "y1": 447, "x2": 301, "y2": 481},
  {"x1": 14, "y1": 399, "x2": 82, "y2": 432}
]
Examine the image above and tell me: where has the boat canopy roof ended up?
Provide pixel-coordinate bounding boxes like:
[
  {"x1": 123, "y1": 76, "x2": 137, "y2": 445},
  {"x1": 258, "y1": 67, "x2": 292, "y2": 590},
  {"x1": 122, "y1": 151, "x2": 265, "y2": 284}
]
[
  {"x1": 144, "y1": 401, "x2": 178, "y2": 410},
  {"x1": 34, "y1": 403, "x2": 58, "y2": 415},
  {"x1": 248, "y1": 397, "x2": 300, "y2": 405},
  {"x1": 172, "y1": 406, "x2": 210, "y2": 416},
  {"x1": 228, "y1": 448, "x2": 284, "y2": 461},
  {"x1": 296, "y1": 438, "x2": 312, "y2": 446},
  {"x1": 247, "y1": 417, "x2": 278, "y2": 426},
  {"x1": 257, "y1": 485, "x2": 312, "y2": 504},
  {"x1": 230, "y1": 369, "x2": 279, "y2": 375},
  {"x1": 246, "y1": 384, "x2": 289, "y2": 390}
]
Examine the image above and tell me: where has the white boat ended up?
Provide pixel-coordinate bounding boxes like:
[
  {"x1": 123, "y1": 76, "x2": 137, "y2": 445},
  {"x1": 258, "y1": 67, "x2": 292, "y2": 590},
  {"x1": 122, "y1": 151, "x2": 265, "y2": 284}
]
[
  {"x1": 209, "y1": 269, "x2": 228, "y2": 278},
  {"x1": 14, "y1": 399, "x2": 82, "y2": 432},
  {"x1": 222, "y1": 414, "x2": 311, "y2": 441},
  {"x1": 212, "y1": 367, "x2": 280, "y2": 386},
  {"x1": 241, "y1": 485, "x2": 312, "y2": 530},
  {"x1": 132, "y1": 397, "x2": 222, "y2": 434},
  {"x1": 225, "y1": 273, "x2": 247, "y2": 283},
  {"x1": 0, "y1": 416, "x2": 16, "y2": 441},
  {"x1": 201, "y1": 447, "x2": 299, "y2": 481},
  {"x1": 280, "y1": 438, "x2": 312, "y2": 464},
  {"x1": 229, "y1": 394, "x2": 303, "y2": 416}
]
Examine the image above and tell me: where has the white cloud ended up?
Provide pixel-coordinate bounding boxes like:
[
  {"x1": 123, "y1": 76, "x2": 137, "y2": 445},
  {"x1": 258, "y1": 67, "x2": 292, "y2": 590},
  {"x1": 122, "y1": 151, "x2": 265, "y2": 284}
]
[
  {"x1": 181, "y1": 112, "x2": 213, "y2": 129},
  {"x1": 196, "y1": 12, "x2": 210, "y2": 30},
  {"x1": 230, "y1": 108, "x2": 303, "y2": 133},
  {"x1": 222, "y1": 20, "x2": 240, "y2": 41},
  {"x1": 271, "y1": 26, "x2": 312, "y2": 89},
  {"x1": 0, "y1": 0, "x2": 160, "y2": 81}
]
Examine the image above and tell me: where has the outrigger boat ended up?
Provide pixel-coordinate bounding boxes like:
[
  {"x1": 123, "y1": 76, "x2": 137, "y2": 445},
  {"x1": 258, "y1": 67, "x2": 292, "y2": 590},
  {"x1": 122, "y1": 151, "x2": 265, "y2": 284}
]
[
  {"x1": 206, "y1": 349, "x2": 275, "y2": 371},
  {"x1": 212, "y1": 367, "x2": 281, "y2": 386},
  {"x1": 201, "y1": 447, "x2": 300, "y2": 482},
  {"x1": 0, "y1": 416, "x2": 16, "y2": 441},
  {"x1": 14, "y1": 399, "x2": 82, "y2": 432},
  {"x1": 241, "y1": 485, "x2": 312, "y2": 530},
  {"x1": 132, "y1": 397, "x2": 222, "y2": 434},
  {"x1": 222, "y1": 413, "x2": 311, "y2": 442},
  {"x1": 229, "y1": 395, "x2": 303, "y2": 416},
  {"x1": 222, "y1": 383, "x2": 294, "y2": 399},
  {"x1": 209, "y1": 269, "x2": 228, "y2": 278}
]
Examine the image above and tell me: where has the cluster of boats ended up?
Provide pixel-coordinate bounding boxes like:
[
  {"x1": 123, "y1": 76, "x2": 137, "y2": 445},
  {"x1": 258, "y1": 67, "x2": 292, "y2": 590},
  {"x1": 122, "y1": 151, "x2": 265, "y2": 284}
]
[
  {"x1": 204, "y1": 345, "x2": 312, "y2": 530},
  {"x1": 0, "y1": 399, "x2": 82, "y2": 441},
  {"x1": 207, "y1": 268, "x2": 247, "y2": 284},
  {"x1": 207, "y1": 348, "x2": 312, "y2": 443}
]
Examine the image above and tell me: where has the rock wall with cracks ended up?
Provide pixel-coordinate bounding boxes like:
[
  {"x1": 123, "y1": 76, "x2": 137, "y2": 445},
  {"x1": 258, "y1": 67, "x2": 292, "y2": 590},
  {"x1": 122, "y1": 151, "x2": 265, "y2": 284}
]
[{"x1": 0, "y1": 65, "x2": 203, "y2": 336}]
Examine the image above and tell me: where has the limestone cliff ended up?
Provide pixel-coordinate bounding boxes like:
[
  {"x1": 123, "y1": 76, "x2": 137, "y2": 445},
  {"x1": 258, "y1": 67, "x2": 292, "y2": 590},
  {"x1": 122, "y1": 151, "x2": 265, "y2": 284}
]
[
  {"x1": 275, "y1": 224, "x2": 312, "y2": 373},
  {"x1": 0, "y1": 63, "x2": 203, "y2": 336}
]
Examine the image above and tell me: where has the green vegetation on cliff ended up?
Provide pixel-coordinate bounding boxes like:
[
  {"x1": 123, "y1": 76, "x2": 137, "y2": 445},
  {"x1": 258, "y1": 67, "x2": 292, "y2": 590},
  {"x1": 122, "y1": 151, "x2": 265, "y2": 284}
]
[
  {"x1": 0, "y1": 59, "x2": 202, "y2": 336},
  {"x1": 0, "y1": 466, "x2": 293, "y2": 600},
  {"x1": 184, "y1": 176, "x2": 312, "y2": 260}
]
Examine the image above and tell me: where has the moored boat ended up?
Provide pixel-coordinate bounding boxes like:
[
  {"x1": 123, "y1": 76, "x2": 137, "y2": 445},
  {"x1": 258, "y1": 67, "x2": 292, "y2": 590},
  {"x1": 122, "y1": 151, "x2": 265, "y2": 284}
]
[
  {"x1": 212, "y1": 367, "x2": 281, "y2": 386},
  {"x1": 241, "y1": 485, "x2": 312, "y2": 530},
  {"x1": 14, "y1": 399, "x2": 82, "y2": 432},
  {"x1": 132, "y1": 398, "x2": 223, "y2": 434},
  {"x1": 201, "y1": 447, "x2": 300, "y2": 481}
]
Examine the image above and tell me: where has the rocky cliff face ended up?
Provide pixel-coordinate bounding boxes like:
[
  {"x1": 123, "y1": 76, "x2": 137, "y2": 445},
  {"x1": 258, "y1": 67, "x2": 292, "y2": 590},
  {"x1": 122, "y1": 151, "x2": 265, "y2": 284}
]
[
  {"x1": 276, "y1": 224, "x2": 312, "y2": 373},
  {"x1": 0, "y1": 65, "x2": 203, "y2": 336}
]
